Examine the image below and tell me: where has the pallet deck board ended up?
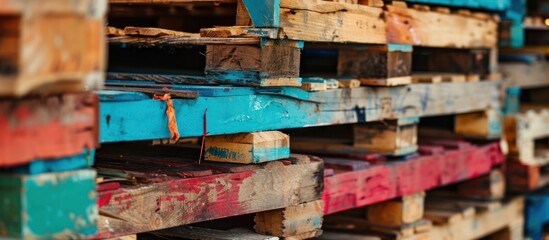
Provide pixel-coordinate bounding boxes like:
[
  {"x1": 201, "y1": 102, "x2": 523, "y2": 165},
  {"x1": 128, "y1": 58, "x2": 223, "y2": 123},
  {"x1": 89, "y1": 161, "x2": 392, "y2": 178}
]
[
  {"x1": 94, "y1": 155, "x2": 323, "y2": 238},
  {"x1": 322, "y1": 141, "x2": 504, "y2": 214},
  {"x1": 99, "y1": 81, "x2": 500, "y2": 142},
  {"x1": 0, "y1": 93, "x2": 99, "y2": 167}
]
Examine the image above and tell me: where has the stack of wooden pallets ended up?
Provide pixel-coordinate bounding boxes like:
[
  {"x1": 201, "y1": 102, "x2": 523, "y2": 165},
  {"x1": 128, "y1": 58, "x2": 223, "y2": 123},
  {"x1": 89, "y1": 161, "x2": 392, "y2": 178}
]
[
  {"x1": 0, "y1": 0, "x2": 106, "y2": 238},
  {"x1": 4, "y1": 0, "x2": 547, "y2": 239}
]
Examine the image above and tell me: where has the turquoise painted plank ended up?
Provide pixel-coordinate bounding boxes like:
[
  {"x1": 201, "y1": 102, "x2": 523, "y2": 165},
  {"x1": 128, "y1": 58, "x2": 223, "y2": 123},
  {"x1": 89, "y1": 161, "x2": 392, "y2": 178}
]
[
  {"x1": 242, "y1": 0, "x2": 280, "y2": 27},
  {"x1": 0, "y1": 169, "x2": 97, "y2": 239},
  {"x1": 99, "y1": 81, "x2": 500, "y2": 143},
  {"x1": 3, "y1": 149, "x2": 95, "y2": 175},
  {"x1": 404, "y1": 0, "x2": 509, "y2": 11}
]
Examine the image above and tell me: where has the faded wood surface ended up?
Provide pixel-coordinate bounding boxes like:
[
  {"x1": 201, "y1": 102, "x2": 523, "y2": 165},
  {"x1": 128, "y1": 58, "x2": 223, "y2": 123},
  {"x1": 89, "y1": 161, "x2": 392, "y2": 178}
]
[
  {"x1": 254, "y1": 200, "x2": 324, "y2": 237},
  {"x1": 94, "y1": 155, "x2": 323, "y2": 238},
  {"x1": 366, "y1": 192, "x2": 425, "y2": 227},
  {"x1": 99, "y1": 81, "x2": 500, "y2": 143},
  {"x1": 0, "y1": 93, "x2": 99, "y2": 167},
  {"x1": 323, "y1": 141, "x2": 504, "y2": 214},
  {"x1": 0, "y1": 0, "x2": 106, "y2": 97},
  {"x1": 205, "y1": 131, "x2": 290, "y2": 164},
  {"x1": 500, "y1": 61, "x2": 549, "y2": 89},
  {"x1": 455, "y1": 109, "x2": 502, "y2": 138},
  {"x1": 457, "y1": 169, "x2": 505, "y2": 199},
  {"x1": 427, "y1": 197, "x2": 524, "y2": 240}
]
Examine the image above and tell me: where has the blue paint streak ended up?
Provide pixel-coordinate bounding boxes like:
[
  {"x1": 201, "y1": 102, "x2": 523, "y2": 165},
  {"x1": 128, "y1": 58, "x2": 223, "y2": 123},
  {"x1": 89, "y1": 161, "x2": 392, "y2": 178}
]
[
  {"x1": 404, "y1": 0, "x2": 509, "y2": 11},
  {"x1": 2, "y1": 149, "x2": 95, "y2": 175},
  {"x1": 252, "y1": 147, "x2": 290, "y2": 163},
  {"x1": 387, "y1": 44, "x2": 413, "y2": 52}
]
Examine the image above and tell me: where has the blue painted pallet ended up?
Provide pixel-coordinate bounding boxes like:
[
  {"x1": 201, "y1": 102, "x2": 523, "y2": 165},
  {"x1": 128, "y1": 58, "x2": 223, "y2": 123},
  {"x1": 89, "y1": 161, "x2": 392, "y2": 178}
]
[
  {"x1": 0, "y1": 169, "x2": 97, "y2": 239},
  {"x1": 404, "y1": 0, "x2": 509, "y2": 11},
  {"x1": 1, "y1": 149, "x2": 95, "y2": 175},
  {"x1": 98, "y1": 81, "x2": 500, "y2": 143},
  {"x1": 525, "y1": 188, "x2": 549, "y2": 240}
]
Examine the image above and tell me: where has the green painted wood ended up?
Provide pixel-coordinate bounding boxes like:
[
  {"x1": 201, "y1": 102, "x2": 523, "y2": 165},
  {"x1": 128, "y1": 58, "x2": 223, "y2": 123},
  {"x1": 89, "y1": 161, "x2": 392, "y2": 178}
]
[{"x1": 0, "y1": 169, "x2": 97, "y2": 239}]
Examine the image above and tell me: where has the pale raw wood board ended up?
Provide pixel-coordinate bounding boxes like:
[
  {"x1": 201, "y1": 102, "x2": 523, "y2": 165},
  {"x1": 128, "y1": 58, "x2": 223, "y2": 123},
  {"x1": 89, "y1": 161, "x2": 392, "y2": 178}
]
[
  {"x1": 427, "y1": 197, "x2": 524, "y2": 240},
  {"x1": 0, "y1": 0, "x2": 106, "y2": 97}
]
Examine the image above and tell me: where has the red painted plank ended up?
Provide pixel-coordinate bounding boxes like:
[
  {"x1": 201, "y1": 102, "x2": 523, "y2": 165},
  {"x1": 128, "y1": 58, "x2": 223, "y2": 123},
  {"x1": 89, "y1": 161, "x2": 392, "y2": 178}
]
[
  {"x1": 322, "y1": 141, "x2": 504, "y2": 215},
  {"x1": 94, "y1": 155, "x2": 323, "y2": 238},
  {"x1": 0, "y1": 93, "x2": 98, "y2": 167}
]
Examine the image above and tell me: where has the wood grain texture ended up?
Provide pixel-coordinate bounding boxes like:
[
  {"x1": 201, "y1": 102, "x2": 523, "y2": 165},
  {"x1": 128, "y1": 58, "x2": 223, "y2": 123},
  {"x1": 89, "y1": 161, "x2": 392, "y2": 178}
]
[
  {"x1": 0, "y1": 0, "x2": 106, "y2": 97},
  {"x1": 205, "y1": 131, "x2": 290, "y2": 164},
  {"x1": 385, "y1": 5, "x2": 497, "y2": 48},
  {"x1": 99, "y1": 81, "x2": 501, "y2": 143},
  {"x1": 323, "y1": 140, "x2": 504, "y2": 215},
  {"x1": 353, "y1": 121, "x2": 418, "y2": 155},
  {"x1": 254, "y1": 200, "x2": 323, "y2": 237},
  {"x1": 0, "y1": 93, "x2": 98, "y2": 167},
  {"x1": 205, "y1": 40, "x2": 302, "y2": 85},
  {"x1": 457, "y1": 169, "x2": 505, "y2": 199},
  {"x1": 427, "y1": 197, "x2": 524, "y2": 240},
  {"x1": 337, "y1": 49, "x2": 412, "y2": 79},
  {"x1": 455, "y1": 109, "x2": 502, "y2": 139},
  {"x1": 95, "y1": 155, "x2": 323, "y2": 238},
  {"x1": 367, "y1": 192, "x2": 425, "y2": 227}
]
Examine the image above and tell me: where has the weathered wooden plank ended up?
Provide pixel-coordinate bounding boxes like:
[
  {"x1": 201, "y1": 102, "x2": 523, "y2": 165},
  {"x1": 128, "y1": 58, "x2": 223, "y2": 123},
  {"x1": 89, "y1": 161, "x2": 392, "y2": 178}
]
[
  {"x1": 500, "y1": 61, "x2": 549, "y2": 89},
  {"x1": 205, "y1": 39, "x2": 303, "y2": 86},
  {"x1": 94, "y1": 155, "x2": 323, "y2": 238},
  {"x1": 205, "y1": 131, "x2": 290, "y2": 164},
  {"x1": 254, "y1": 200, "x2": 324, "y2": 237},
  {"x1": 323, "y1": 141, "x2": 504, "y2": 215},
  {"x1": 99, "y1": 81, "x2": 500, "y2": 143},
  {"x1": 0, "y1": 169, "x2": 97, "y2": 239},
  {"x1": 428, "y1": 197, "x2": 524, "y2": 240},
  {"x1": 0, "y1": 0, "x2": 106, "y2": 97},
  {"x1": 0, "y1": 93, "x2": 99, "y2": 167},
  {"x1": 506, "y1": 159, "x2": 549, "y2": 192},
  {"x1": 353, "y1": 118, "x2": 418, "y2": 155},
  {"x1": 457, "y1": 169, "x2": 505, "y2": 200},
  {"x1": 455, "y1": 109, "x2": 502, "y2": 139},
  {"x1": 366, "y1": 192, "x2": 425, "y2": 227}
]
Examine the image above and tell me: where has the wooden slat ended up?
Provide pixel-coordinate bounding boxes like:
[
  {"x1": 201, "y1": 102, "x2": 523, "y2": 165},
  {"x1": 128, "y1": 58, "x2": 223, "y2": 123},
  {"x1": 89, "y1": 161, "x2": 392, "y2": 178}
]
[
  {"x1": 99, "y1": 81, "x2": 501, "y2": 143},
  {"x1": 323, "y1": 141, "x2": 504, "y2": 214},
  {"x1": 94, "y1": 155, "x2": 323, "y2": 238},
  {"x1": 0, "y1": 93, "x2": 99, "y2": 167}
]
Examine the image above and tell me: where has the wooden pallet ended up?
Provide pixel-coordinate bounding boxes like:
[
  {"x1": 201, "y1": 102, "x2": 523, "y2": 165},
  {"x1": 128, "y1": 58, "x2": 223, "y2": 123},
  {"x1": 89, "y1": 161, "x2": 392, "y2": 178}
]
[
  {"x1": 0, "y1": 169, "x2": 97, "y2": 239},
  {"x1": 0, "y1": 0, "x2": 106, "y2": 97},
  {"x1": 425, "y1": 196, "x2": 524, "y2": 240},
  {"x1": 0, "y1": 93, "x2": 99, "y2": 167},
  {"x1": 504, "y1": 105, "x2": 549, "y2": 166},
  {"x1": 322, "y1": 140, "x2": 504, "y2": 214},
  {"x1": 108, "y1": 34, "x2": 418, "y2": 87},
  {"x1": 94, "y1": 153, "x2": 323, "y2": 238},
  {"x1": 99, "y1": 81, "x2": 500, "y2": 143},
  {"x1": 288, "y1": 117, "x2": 419, "y2": 156}
]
